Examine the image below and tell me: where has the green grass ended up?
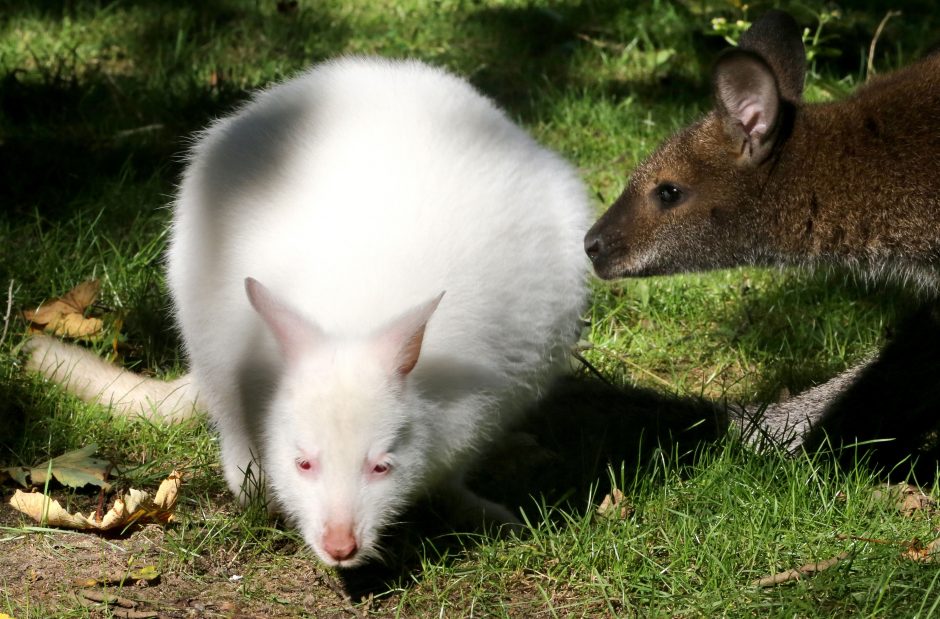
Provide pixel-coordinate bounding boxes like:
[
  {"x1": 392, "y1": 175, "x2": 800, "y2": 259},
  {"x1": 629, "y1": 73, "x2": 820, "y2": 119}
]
[
  {"x1": 399, "y1": 447, "x2": 940, "y2": 617},
  {"x1": 2, "y1": 1, "x2": 939, "y2": 617}
]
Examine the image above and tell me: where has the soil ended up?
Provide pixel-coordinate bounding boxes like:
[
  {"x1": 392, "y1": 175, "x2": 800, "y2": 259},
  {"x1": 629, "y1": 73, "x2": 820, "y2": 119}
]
[{"x1": 0, "y1": 491, "x2": 373, "y2": 618}]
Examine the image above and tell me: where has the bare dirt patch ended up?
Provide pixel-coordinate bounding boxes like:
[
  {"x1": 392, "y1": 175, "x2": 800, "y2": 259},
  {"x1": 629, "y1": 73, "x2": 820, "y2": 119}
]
[{"x1": 0, "y1": 498, "x2": 369, "y2": 618}]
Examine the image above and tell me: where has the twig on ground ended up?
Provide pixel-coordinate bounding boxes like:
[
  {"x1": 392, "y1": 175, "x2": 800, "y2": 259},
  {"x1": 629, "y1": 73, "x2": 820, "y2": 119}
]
[
  {"x1": 572, "y1": 348, "x2": 613, "y2": 386},
  {"x1": 575, "y1": 32, "x2": 626, "y2": 52},
  {"x1": 321, "y1": 574, "x2": 366, "y2": 618},
  {"x1": 753, "y1": 551, "x2": 852, "y2": 587},
  {"x1": 836, "y1": 534, "x2": 892, "y2": 545},
  {"x1": 590, "y1": 345, "x2": 677, "y2": 390},
  {"x1": 113, "y1": 124, "x2": 165, "y2": 140},
  {"x1": 0, "y1": 279, "x2": 13, "y2": 347},
  {"x1": 867, "y1": 11, "x2": 902, "y2": 79}
]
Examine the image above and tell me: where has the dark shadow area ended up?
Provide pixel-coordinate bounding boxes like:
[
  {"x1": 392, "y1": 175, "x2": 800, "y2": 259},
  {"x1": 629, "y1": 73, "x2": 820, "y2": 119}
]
[
  {"x1": 0, "y1": 2, "x2": 353, "y2": 221},
  {"x1": 338, "y1": 298, "x2": 940, "y2": 597},
  {"x1": 0, "y1": 0, "x2": 239, "y2": 16},
  {"x1": 0, "y1": 68, "x2": 184, "y2": 219},
  {"x1": 800, "y1": 302, "x2": 940, "y2": 480},
  {"x1": 462, "y1": 1, "x2": 715, "y2": 119},
  {"x1": 337, "y1": 374, "x2": 727, "y2": 600},
  {"x1": 800, "y1": 0, "x2": 940, "y2": 72},
  {"x1": 0, "y1": 375, "x2": 32, "y2": 470}
]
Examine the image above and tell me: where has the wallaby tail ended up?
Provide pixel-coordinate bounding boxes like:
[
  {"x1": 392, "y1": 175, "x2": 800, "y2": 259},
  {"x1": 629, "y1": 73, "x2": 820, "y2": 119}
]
[{"x1": 25, "y1": 335, "x2": 200, "y2": 422}]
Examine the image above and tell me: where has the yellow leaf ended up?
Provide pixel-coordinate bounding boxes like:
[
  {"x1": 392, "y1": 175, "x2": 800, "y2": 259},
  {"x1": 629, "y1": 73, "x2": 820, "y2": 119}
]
[
  {"x1": 9, "y1": 471, "x2": 182, "y2": 531},
  {"x1": 49, "y1": 312, "x2": 104, "y2": 339},
  {"x1": 71, "y1": 564, "x2": 161, "y2": 587},
  {"x1": 23, "y1": 280, "x2": 103, "y2": 340}
]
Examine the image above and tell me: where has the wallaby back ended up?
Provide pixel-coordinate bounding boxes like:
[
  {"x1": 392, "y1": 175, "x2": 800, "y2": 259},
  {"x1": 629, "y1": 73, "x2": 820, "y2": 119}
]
[{"x1": 585, "y1": 10, "x2": 940, "y2": 291}]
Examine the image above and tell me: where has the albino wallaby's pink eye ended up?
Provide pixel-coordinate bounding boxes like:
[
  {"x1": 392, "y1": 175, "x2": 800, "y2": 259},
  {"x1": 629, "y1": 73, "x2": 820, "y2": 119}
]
[
  {"x1": 296, "y1": 458, "x2": 313, "y2": 472},
  {"x1": 372, "y1": 462, "x2": 390, "y2": 475}
]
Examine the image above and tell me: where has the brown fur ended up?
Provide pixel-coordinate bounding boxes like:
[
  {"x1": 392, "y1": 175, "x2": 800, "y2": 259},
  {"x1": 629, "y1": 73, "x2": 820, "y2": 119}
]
[
  {"x1": 585, "y1": 12, "x2": 940, "y2": 292},
  {"x1": 584, "y1": 11, "x2": 940, "y2": 455}
]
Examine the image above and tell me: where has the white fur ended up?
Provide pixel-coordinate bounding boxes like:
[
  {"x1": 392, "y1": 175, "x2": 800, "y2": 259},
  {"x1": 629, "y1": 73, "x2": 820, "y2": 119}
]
[
  {"x1": 25, "y1": 335, "x2": 198, "y2": 421},
  {"x1": 30, "y1": 57, "x2": 590, "y2": 567}
]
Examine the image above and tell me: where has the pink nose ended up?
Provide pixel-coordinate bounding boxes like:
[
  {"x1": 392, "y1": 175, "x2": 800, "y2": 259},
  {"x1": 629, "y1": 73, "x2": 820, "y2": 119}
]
[{"x1": 323, "y1": 524, "x2": 358, "y2": 562}]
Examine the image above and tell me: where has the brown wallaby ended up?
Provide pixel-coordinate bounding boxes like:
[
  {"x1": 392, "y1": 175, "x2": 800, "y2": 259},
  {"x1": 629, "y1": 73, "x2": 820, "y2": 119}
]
[
  {"x1": 585, "y1": 10, "x2": 940, "y2": 288},
  {"x1": 583, "y1": 10, "x2": 940, "y2": 454}
]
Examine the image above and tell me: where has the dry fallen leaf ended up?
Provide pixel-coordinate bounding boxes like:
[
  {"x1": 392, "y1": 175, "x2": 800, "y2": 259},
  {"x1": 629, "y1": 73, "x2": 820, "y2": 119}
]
[
  {"x1": 872, "y1": 483, "x2": 937, "y2": 517},
  {"x1": 0, "y1": 444, "x2": 111, "y2": 490},
  {"x1": 596, "y1": 488, "x2": 633, "y2": 520},
  {"x1": 9, "y1": 471, "x2": 182, "y2": 531},
  {"x1": 902, "y1": 537, "x2": 940, "y2": 563},
  {"x1": 23, "y1": 280, "x2": 103, "y2": 339}
]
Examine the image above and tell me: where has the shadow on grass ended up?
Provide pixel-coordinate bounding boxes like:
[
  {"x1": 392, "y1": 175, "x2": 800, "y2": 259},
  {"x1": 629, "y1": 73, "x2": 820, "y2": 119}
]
[
  {"x1": 0, "y1": 1, "x2": 354, "y2": 220},
  {"x1": 712, "y1": 270, "x2": 917, "y2": 400},
  {"x1": 338, "y1": 299, "x2": 940, "y2": 598},
  {"x1": 459, "y1": 0, "x2": 715, "y2": 120},
  {"x1": 0, "y1": 0, "x2": 721, "y2": 221},
  {"x1": 799, "y1": 302, "x2": 940, "y2": 481},
  {"x1": 338, "y1": 373, "x2": 728, "y2": 600}
]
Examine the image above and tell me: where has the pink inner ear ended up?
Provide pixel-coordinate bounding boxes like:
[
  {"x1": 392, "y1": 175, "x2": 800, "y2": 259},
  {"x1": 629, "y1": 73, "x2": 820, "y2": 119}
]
[
  {"x1": 715, "y1": 52, "x2": 779, "y2": 147},
  {"x1": 736, "y1": 97, "x2": 769, "y2": 137},
  {"x1": 245, "y1": 277, "x2": 326, "y2": 362},
  {"x1": 374, "y1": 292, "x2": 445, "y2": 378}
]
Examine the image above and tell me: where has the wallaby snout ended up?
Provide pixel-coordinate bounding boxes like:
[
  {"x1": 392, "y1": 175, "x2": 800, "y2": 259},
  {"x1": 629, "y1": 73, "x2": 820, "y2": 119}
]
[
  {"x1": 322, "y1": 522, "x2": 359, "y2": 563},
  {"x1": 583, "y1": 227, "x2": 604, "y2": 263},
  {"x1": 584, "y1": 216, "x2": 622, "y2": 280}
]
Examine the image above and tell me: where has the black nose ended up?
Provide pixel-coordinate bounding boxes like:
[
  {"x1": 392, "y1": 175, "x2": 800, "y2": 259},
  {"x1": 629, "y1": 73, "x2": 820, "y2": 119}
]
[{"x1": 584, "y1": 232, "x2": 604, "y2": 263}]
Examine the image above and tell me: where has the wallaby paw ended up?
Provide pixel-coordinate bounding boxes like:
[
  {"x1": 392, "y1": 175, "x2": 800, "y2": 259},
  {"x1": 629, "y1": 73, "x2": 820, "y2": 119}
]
[{"x1": 444, "y1": 485, "x2": 524, "y2": 537}]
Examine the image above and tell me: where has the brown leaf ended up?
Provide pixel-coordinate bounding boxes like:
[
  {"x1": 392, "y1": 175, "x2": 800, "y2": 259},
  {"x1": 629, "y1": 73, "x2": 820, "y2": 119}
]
[
  {"x1": 596, "y1": 488, "x2": 633, "y2": 520},
  {"x1": 23, "y1": 280, "x2": 103, "y2": 339},
  {"x1": 902, "y1": 537, "x2": 940, "y2": 563},
  {"x1": 9, "y1": 471, "x2": 182, "y2": 531},
  {"x1": 872, "y1": 483, "x2": 936, "y2": 517}
]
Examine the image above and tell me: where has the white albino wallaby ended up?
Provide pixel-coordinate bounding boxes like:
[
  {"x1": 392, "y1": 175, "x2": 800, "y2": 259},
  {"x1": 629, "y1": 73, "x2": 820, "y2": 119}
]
[{"x1": 27, "y1": 57, "x2": 590, "y2": 567}]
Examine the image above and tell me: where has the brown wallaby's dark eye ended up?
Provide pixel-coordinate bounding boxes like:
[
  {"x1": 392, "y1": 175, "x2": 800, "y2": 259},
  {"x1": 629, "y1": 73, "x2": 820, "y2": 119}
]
[{"x1": 654, "y1": 183, "x2": 684, "y2": 207}]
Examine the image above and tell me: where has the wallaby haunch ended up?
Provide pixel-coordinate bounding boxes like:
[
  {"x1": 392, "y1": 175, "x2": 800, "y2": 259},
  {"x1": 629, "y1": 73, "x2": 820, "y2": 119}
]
[
  {"x1": 27, "y1": 57, "x2": 590, "y2": 567},
  {"x1": 584, "y1": 11, "x2": 940, "y2": 444}
]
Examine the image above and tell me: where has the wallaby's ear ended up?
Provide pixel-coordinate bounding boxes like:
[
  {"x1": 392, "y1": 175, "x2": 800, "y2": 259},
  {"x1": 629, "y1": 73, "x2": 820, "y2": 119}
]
[
  {"x1": 713, "y1": 50, "x2": 781, "y2": 165},
  {"x1": 738, "y1": 10, "x2": 806, "y2": 102},
  {"x1": 245, "y1": 277, "x2": 325, "y2": 362},
  {"x1": 374, "y1": 292, "x2": 445, "y2": 378}
]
